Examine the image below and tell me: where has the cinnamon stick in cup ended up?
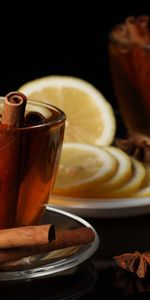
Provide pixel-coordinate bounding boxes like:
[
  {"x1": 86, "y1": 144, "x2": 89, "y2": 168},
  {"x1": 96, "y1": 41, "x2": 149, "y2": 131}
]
[
  {"x1": 0, "y1": 92, "x2": 27, "y2": 228},
  {"x1": 2, "y1": 92, "x2": 27, "y2": 127}
]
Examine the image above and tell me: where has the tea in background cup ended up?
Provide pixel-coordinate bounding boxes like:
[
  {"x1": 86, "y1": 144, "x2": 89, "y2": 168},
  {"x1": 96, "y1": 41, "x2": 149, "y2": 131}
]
[{"x1": 108, "y1": 16, "x2": 150, "y2": 138}]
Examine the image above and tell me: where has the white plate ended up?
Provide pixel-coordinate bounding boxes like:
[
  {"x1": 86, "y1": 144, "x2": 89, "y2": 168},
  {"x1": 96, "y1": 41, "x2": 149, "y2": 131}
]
[
  {"x1": 50, "y1": 195, "x2": 150, "y2": 218},
  {"x1": 0, "y1": 207, "x2": 99, "y2": 282}
]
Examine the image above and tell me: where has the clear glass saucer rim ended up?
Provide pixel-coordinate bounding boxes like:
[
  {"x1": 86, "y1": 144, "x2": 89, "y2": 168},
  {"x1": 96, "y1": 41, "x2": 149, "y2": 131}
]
[{"x1": 0, "y1": 206, "x2": 99, "y2": 282}]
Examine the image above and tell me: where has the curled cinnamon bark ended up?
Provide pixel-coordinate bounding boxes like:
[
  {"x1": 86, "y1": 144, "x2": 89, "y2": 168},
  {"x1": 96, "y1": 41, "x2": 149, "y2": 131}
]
[
  {"x1": 0, "y1": 92, "x2": 27, "y2": 228},
  {"x1": 2, "y1": 91, "x2": 27, "y2": 127},
  {"x1": 0, "y1": 227, "x2": 95, "y2": 266},
  {"x1": 0, "y1": 224, "x2": 55, "y2": 249},
  {"x1": 24, "y1": 112, "x2": 46, "y2": 126}
]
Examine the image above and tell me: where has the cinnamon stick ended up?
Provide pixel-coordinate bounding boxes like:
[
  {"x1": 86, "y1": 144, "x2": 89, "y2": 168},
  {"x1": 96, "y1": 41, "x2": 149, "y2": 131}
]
[
  {"x1": 24, "y1": 112, "x2": 46, "y2": 126},
  {"x1": 0, "y1": 224, "x2": 55, "y2": 249},
  {"x1": 0, "y1": 92, "x2": 27, "y2": 228},
  {"x1": 0, "y1": 227, "x2": 95, "y2": 265},
  {"x1": 2, "y1": 91, "x2": 27, "y2": 127}
]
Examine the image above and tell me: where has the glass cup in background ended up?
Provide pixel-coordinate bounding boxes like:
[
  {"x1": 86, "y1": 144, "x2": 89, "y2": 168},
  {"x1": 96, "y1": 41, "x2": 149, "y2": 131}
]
[
  {"x1": 0, "y1": 98, "x2": 66, "y2": 228},
  {"x1": 108, "y1": 16, "x2": 150, "y2": 138}
]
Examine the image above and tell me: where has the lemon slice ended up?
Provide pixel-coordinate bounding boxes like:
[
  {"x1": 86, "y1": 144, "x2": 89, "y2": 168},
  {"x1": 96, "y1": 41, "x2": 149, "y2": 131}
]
[
  {"x1": 132, "y1": 163, "x2": 150, "y2": 197},
  {"x1": 19, "y1": 76, "x2": 116, "y2": 146},
  {"x1": 141, "y1": 163, "x2": 150, "y2": 187},
  {"x1": 53, "y1": 142, "x2": 117, "y2": 194},
  {"x1": 84, "y1": 146, "x2": 132, "y2": 198},
  {"x1": 105, "y1": 158, "x2": 146, "y2": 198},
  {"x1": 132, "y1": 186, "x2": 150, "y2": 197},
  {"x1": 103, "y1": 147, "x2": 133, "y2": 189}
]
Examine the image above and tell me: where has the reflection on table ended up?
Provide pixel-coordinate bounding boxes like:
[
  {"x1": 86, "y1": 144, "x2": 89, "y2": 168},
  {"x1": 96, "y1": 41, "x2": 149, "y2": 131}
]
[{"x1": 0, "y1": 261, "x2": 97, "y2": 300}]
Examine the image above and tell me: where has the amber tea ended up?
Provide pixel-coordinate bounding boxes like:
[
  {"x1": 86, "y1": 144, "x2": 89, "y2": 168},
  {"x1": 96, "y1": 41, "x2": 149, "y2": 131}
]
[
  {"x1": 109, "y1": 16, "x2": 150, "y2": 137},
  {"x1": 0, "y1": 96, "x2": 66, "y2": 228}
]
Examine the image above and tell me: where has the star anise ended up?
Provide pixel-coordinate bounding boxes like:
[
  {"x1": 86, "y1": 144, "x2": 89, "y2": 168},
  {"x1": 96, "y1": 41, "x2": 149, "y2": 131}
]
[
  {"x1": 115, "y1": 133, "x2": 150, "y2": 162},
  {"x1": 114, "y1": 251, "x2": 150, "y2": 278}
]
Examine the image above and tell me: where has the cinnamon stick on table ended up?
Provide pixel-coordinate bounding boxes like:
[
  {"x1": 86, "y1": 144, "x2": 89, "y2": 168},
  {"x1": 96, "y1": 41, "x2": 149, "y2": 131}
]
[
  {"x1": 0, "y1": 227, "x2": 95, "y2": 265},
  {"x1": 0, "y1": 92, "x2": 27, "y2": 228}
]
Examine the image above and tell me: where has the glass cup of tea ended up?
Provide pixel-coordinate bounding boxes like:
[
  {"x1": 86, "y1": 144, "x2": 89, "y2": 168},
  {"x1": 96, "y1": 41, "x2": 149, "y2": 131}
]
[
  {"x1": 0, "y1": 96, "x2": 66, "y2": 228},
  {"x1": 108, "y1": 16, "x2": 150, "y2": 139}
]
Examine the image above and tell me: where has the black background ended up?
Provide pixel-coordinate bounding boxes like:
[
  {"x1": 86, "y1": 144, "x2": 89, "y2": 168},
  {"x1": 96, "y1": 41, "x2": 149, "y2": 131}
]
[
  {"x1": 1, "y1": 3, "x2": 150, "y2": 110},
  {"x1": 1, "y1": 5, "x2": 150, "y2": 299}
]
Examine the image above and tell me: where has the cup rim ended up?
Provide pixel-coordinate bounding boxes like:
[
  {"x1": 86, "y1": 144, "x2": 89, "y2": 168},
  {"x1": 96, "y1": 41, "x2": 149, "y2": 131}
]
[
  {"x1": 109, "y1": 34, "x2": 150, "y2": 49},
  {"x1": 0, "y1": 97, "x2": 66, "y2": 131},
  {"x1": 109, "y1": 26, "x2": 150, "y2": 49}
]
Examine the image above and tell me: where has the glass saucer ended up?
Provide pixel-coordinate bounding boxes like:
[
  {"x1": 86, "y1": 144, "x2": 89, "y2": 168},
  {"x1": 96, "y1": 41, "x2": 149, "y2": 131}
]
[{"x1": 0, "y1": 207, "x2": 99, "y2": 282}]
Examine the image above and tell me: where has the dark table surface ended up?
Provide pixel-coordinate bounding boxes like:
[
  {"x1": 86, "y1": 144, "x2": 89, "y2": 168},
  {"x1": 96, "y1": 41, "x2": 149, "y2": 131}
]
[{"x1": 2, "y1": 212, "x2": 150, "y2": 299}]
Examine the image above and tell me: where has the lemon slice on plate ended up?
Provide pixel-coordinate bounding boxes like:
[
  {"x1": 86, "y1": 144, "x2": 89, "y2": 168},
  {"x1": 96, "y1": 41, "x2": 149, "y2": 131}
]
[
  {"x1": 84, "y1": 146, "x2": 132, "y2": 198},
  {"x1": 132, "y1": 186, "x2": 150, "y2": 197},
  {"x1": 105, "y1": 158, "x2": 146, "y2": 198},
  {"x1": 102, "y1": 147, "x2": 133, "y2": 190},
  {"x1": 53, "y1": 142, "x2": 117, "y2": 194},
  {"x1": 19, "y1": 76, "x2": 116, "y2": 146},
  {"x1": 132, "y1": 163, "x2": 150, "y2": 197},
  {"x1": 141, "y1": 162, "x2": 150, "y2": 187}
]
